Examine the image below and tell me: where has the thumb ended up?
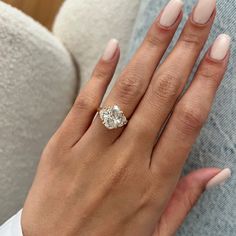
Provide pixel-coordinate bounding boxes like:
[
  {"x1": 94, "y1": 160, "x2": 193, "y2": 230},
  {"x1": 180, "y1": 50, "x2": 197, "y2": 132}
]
[{"x1": 154, "y1": 168, "x2": 231, "y2": 236}]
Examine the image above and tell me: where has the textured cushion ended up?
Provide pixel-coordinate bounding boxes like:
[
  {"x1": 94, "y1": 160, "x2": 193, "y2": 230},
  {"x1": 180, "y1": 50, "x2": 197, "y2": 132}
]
[
  {"x1": 53, "y1": 0, "x2": 140, "y2": 91},
  {"x1": 0, "y1": 1, "x2": 77, "y2": 223}
]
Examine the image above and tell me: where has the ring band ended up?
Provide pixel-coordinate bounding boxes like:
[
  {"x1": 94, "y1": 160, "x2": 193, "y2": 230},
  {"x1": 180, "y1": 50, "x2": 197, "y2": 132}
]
[{"x1": 98, "y1": 105, "x2": 128, "y2": 130}]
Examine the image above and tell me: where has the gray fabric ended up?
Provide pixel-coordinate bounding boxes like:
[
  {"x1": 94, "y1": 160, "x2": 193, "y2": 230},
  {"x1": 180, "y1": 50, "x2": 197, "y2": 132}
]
[{"x1": 126, "y1": 0, "x2": 236, "y2": 235}]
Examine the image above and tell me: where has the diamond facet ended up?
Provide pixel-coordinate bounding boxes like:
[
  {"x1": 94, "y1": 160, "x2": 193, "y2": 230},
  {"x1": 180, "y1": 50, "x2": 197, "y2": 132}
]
[{"x1": 99, "y1": 105, "x2": 128, "y2": 129}]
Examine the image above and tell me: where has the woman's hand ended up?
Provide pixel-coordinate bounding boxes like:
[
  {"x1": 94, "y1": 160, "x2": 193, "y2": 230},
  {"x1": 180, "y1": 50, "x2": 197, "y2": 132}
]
[{"x1": 21, "y1": 0, "x2": 231, "y2": 235}]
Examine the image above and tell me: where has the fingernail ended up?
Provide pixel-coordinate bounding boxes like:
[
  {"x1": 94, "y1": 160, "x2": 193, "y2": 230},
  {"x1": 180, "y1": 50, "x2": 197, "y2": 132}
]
[
  {"x1": 193, "y1": 0, "x2": 216, "y2": 24},
  {"x1": 206, "y1": 168, "x2": 231, "y2": 190},
  {"x1": 102, "y1": 39, "x2": 119, "y2": 61},
  {"x1": 159, "y1": 0, "x2": 184, "y2": 27},
  {"x1": 210, "y1": 34, "x2": 231, "y2": 60}
]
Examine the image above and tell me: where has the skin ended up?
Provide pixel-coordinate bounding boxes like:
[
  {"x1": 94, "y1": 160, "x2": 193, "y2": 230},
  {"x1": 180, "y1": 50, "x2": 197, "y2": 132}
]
[{"x1": 21, "y1": 5, "x2": 229, "y2": 236}]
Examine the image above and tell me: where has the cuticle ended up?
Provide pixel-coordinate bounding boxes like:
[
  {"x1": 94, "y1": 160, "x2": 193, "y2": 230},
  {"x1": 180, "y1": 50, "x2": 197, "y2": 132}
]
[{"x1": 206, "y1": 48, "x2": 229, "y2": 64}]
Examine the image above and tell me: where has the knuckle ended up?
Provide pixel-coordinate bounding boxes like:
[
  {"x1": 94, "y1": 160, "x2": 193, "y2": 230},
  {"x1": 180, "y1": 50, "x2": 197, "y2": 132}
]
[
  {"x1": 197, "y1": 64, "x2": 223, "y2": 84},
  {"x1": 116, "y1": 70, "x2": 143, "y2": 105},
  {"x1": 175, "y1": 102, "x2": 205, "y2": 135},
  {"x1": 180, "y1": 33, "x2": 202, "y2": 48},
  {"x1": 129, "y1": 118, "x2": 153, "y2": 140},
  {"x1": 41, "y1": 136, "x2": 69, "y2": 165},
  {"x1": 139, "y1": 184, "x2": 157, "y2": 209},
  {"x1": 112, "y1": 165, "x2": 129, "y2": 185},
  {"x1": 145, "y1": 31, "x2": 165, "y2": 47},
  {"x1": 108, "y1": 158, "x2": 132, "y2": 187},
  {"x1": 74, "y1": 93, "x2": 96, "y2": 111},
  {"x1": 150, "y1": 72, "x2": 180, "y2": 104},
  {"x1": 93, "y1": 65, "x2": 109, "y2": 81}
]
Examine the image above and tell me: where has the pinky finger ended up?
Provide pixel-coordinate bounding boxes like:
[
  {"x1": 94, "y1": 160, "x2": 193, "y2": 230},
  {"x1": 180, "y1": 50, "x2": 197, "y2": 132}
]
[
  {"x1": 54, "y1": 39, "x2": 120, "y2": 148},
  {"x1": 154, "y1": 168, "x2": 231, "y2": 236}
]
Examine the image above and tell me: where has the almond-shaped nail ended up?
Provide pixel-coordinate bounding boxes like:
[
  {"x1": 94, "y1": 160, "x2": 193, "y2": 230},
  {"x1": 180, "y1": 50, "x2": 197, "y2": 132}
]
[
  {"x1": 206, "y1": 168, "x2": 231, "y2": 190},
  {"x1": 210, "y1": 34, "x2": 231, "y2": 60},
  {"x1": 193, "y1": 0, "x2": 216, "y2": 24},
  {"x1": 102, "y1": 39, "x2": 119, "y2": 61},
  {"x1": 159, "y1": 0, "x2": 184, "y2": 27}
]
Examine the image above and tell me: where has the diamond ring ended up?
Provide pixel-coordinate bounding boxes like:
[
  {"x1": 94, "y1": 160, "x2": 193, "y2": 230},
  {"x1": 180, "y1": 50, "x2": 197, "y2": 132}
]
[{"x1": 98, "y1": 105, "x2": 128, "y2": 130}]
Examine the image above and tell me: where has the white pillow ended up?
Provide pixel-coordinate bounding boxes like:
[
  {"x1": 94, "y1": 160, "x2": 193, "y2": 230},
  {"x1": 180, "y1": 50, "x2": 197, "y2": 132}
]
[
  {"x1": 53, "y1": 0, "x2": 140, "y2": 91},
  {"x1": 0, "y1": 1, "x2": 77, "y2": 223}
]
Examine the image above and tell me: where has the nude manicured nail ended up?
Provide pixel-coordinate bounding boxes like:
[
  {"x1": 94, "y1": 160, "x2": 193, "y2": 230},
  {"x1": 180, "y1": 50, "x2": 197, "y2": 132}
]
[
  {"x1": 193, "y1": 0, "x2": 216, "y2": 24},
  {"x1": 159, "y1": 0, "x2": 184, "y2": 27},
  {"x1": 102, "y1": 39, "x2": 119, "y2": 61},
  {"x1": 206, "y1": 168, "x2": 231, "y2": 190},
  {"x1": 210, "y1": 34, "x2": 231, "y2": 60}
]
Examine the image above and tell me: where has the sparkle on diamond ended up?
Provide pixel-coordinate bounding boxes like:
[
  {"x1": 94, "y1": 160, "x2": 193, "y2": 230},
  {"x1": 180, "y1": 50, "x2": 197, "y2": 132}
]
[{"x1": 99, "y1": 105, "x2": 127, "y2": 129}]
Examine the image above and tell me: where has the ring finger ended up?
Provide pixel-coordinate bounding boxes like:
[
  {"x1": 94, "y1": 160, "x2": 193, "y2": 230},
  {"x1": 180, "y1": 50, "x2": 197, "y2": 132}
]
[{"x1": 83, "y1": 0, "x2": 184, "y2": 146}]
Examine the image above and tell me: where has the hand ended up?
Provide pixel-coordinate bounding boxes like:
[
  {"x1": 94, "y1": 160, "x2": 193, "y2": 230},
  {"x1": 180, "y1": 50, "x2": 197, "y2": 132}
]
[{"x1": 21, "y1": 0, "x2": 231, "y2": 235}]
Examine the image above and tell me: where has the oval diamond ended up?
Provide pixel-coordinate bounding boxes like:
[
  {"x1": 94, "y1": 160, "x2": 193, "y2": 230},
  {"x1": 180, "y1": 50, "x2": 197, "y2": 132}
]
[{"x1": 99, "y1": 105, "x2": 128, "y2": 129}]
